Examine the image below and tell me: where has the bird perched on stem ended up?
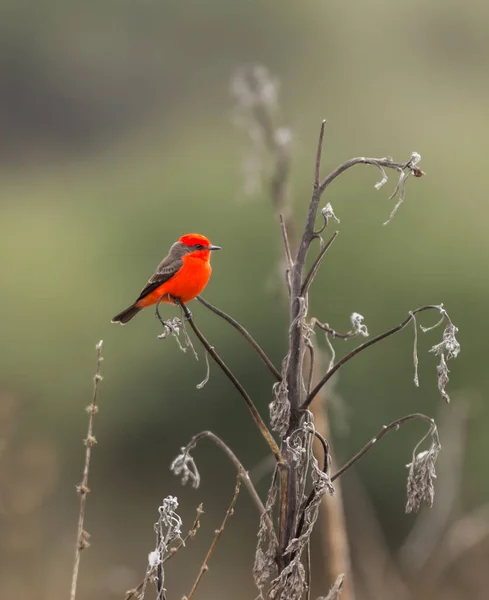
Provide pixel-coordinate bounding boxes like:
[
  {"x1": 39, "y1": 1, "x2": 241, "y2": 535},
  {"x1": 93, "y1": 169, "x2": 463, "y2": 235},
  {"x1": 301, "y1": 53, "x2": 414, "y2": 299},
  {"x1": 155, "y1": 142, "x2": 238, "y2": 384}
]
[{"x1": 112, "y1": 233, "x2": 221, "y2": 324}]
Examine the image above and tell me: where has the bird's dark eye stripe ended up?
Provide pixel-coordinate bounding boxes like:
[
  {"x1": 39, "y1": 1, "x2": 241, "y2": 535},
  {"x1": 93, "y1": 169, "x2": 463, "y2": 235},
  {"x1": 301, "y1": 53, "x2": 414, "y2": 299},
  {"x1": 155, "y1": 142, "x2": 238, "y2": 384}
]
[{"x1": 194, "y1": 244, "x2": 206, "y2": 250}]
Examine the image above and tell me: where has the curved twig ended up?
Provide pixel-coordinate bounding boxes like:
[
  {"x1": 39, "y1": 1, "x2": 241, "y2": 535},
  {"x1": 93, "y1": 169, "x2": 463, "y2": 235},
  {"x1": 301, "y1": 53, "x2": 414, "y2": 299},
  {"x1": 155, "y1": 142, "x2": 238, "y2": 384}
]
[
  {"x1": 301, "y1": 231, "x2": 339, "y2": 296},
  {"x1": 171, "y1": 299, "x2": 283, "y2": 463},
  {"x1": 196, "y1": 295, "x2": 281, "y2": 381},
  {"x1": 331, "y1": 413, "x2": 434, "y2": 482},
  {"x1": 178, "y1": 430, "x2": 276, "y2": 543},
  {"x1": 312, "y1": 318, "x2": 364, "y2": 341},
  {"x1": 280, "y1": 213, "x2": 294, "y2": 270},
  {"x1": 303, "y1": 305, "x2": 443, "y2": 410},
  {"x1": 319, "y1": 154, "x2": 424, "y2": 196}
]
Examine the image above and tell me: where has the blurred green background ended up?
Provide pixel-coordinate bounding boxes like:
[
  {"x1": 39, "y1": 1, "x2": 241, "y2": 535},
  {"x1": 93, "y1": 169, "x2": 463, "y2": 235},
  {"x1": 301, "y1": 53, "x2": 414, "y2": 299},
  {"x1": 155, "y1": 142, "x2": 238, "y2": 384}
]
[{"x1": 1, "y1": 1, "x2": 488, "y2": 599}]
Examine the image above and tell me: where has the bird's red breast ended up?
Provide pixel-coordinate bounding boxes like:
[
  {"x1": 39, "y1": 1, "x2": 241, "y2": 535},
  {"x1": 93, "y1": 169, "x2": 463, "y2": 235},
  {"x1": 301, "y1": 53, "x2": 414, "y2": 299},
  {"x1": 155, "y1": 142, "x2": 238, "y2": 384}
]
[{"x1": 136, "y1": 255, "x2": 212, "y2": 307}]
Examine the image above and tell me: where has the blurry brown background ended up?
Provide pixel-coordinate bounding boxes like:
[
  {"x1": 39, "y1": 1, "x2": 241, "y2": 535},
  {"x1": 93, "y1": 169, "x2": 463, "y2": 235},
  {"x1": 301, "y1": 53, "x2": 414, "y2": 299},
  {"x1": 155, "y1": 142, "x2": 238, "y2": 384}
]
[{"x1": 1, "y1": 1, "x2": 488, "y2": 599}]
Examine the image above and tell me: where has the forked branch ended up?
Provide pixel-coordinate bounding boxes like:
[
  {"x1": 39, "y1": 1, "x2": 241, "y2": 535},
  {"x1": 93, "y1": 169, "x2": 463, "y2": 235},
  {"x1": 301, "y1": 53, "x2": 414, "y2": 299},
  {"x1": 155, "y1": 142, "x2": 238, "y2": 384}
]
[
  {"x1": 197, "y1": 295, "x2": 281, "y2": 381},
  {"x1": 156, "y1": 299, "x2": 283, "y2": 463},
  {"x1": 171, "y1": 430, "x2": 276, "y2": 543},
  {"x1": 304, "y1": 305, "x2": 453, "y2": 410},
  {"x1": 301, "y1": 231, "x2": 339, "y2": 296},
  {"x1": 319, "y1": 153, "x2": 424, "y2": 197}
]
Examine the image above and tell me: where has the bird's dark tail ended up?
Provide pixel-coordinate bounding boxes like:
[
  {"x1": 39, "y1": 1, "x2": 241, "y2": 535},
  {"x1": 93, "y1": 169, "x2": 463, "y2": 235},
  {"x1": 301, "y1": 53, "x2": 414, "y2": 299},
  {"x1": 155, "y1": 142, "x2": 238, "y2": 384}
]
[{"x1": 111, "y1": 304, "x2": 142, "y2": 324}]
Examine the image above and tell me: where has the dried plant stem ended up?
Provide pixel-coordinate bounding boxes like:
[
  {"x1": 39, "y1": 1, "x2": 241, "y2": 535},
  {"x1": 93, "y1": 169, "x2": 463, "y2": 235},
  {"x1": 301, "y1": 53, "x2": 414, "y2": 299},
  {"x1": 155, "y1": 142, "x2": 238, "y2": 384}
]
[
  {"x1": 251, "y1": 110, "x2": 353, "y2": 591},
  {"x1": 318, "y1": 155, "x2": 423, "y2": 196},
  {"x1": 399, "y1": 403, "x2": 468, "y2": 574},
  {"x1": 301, "y1": 231, "x2": 339, "y2": 296},
  {"x1": 304, "y1": 305, "x2": 444, "y2": 409},
  {"x1": 233, "y1": 78, "x2": 429, "y2": 597},
  {"x1": 279, "y1": 213, "x2": 294, "y2": 270},
  {"x1": 124, "y1": 505, "x2": 203, "y2": 600},
  {"x1": 331, "y1": 413, "x2": 435, "y2": 482},
  {"x1": 196, "y1": 295, "x2": 281, "y2": 381},
  {"x1": 70, "y1": 340, "x2": 103, "y2": 600},
  {"x1": 175, "y1": 300, "x2": 283, "y2": 463},
  {"x1": 181, "y1": 430, "x2": 277, "y2": 543},
  {"x1": 276, "y1": 121, "x2": 330, "y2": 566},
  {"x1": 184, "y1": 477, "x2": 242, "y2": 600}
]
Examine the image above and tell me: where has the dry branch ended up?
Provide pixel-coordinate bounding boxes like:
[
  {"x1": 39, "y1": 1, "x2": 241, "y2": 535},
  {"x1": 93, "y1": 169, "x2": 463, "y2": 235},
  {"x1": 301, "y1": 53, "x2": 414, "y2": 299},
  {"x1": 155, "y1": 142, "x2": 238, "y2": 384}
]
[
  {"x1": 331, "y1": 413, "x2": 436, "y2": 483},
  {"x1": 170, "y1": 429, "x2": 276, "y2": 545},
  {"x1": 184, "y1": 476, "x2": 242, "y2": 600},
  {"x1": 70, "y1": 340, "x2": 103, "y2": 600},
  {"x1": 124, "y1": 504, "x2": 203, "y2": 600},
  {"x1": 156, "y1": 298, "x2": 283, "y2": 463},
  {"x1": 304, "y1": 305, "x2": 458, "y2": 410},
  {"x1": 196, "y1": 295, "x2": 281, "y2": 381}
]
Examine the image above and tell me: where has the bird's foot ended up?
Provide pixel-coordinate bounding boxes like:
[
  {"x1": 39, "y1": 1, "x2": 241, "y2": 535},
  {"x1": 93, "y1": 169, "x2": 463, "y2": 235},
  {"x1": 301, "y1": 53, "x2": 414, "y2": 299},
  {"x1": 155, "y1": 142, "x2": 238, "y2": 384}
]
[{"x1": 169, "y1": 296, "x2": 192, "y2": 320}]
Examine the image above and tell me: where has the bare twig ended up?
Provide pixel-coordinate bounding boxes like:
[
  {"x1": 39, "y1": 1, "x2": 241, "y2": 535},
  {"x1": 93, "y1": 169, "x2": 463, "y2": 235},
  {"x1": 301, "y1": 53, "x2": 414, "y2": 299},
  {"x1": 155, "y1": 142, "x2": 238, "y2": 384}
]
[
  {"x1": 301, "y1": 231, "x2": 339, "y2": 296},
  {"x1": 331, "y1": 413, "x2": 435, "y2": 482},
  {"x1": 171, "y1": 430, "x2": 276, "y2": 544},
  {"x1": 70, "y1": 340, "x2": 103, "y2": 600},
  {"x1": 158, "y1": 298, "x2": 283, "y2": 463},
  {"x1": 315, "y1": 120, "x2": 327, "y2": 191},
  {"x1": 184, "y1": 476, "x2": 242, "y2": 600},
  {"x1": 165, "y1": 504, "x2": 203, "y2": 562},
  {"x1": 319, "y1": 153, "x2": 423, "y2": 198},
  {"x1": 280, "y1": 213, "x2": 294, "y2": 270},
  {"x1": 196, "y1": 295, "x2": 281, "y2": 381},
  {"x1": 304, "y1": 305, "x2": 450, "y2": 410},
  {"x1": 311, "y1": 314, "x2": 368, "y2": 342}
]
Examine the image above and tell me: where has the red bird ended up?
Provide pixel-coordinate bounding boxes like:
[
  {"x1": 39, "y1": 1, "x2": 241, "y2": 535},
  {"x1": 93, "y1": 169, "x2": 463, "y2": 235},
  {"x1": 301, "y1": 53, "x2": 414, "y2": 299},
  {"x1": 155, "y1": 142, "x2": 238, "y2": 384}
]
[{"x1": 112, "y1": 233, "x2": 221, "y2": 324}]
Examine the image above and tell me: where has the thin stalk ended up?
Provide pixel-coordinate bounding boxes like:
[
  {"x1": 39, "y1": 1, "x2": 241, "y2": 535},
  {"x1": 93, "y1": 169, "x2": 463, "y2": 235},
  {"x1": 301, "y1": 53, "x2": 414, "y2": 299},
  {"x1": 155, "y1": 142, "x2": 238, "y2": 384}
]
[
  {"x1": 196, "y1": 295, "x2": 281, "y2": 381},
  {"x1": 304, "y1": 306, "x2": 442, "y2": 409},
  {"x1": 331, "y1": 413, "x2": 435, "y2": 482},
  {"x1": 185, "y1": 477, "x2": 242, "y2": 600},
  {"x1": 70, "y1": 340, "x2": 103, "y2": 600},
  {"x1": 173, "y1": 300, "x2": 283, "y2": 463}
]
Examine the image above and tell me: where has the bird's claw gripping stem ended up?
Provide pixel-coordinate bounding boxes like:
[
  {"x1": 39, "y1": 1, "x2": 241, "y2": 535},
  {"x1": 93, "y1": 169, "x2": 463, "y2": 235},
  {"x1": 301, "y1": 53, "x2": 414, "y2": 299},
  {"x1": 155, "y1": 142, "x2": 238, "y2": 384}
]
[{"x1": 168, "y1": 295, "x2": 192, "y2": 320}]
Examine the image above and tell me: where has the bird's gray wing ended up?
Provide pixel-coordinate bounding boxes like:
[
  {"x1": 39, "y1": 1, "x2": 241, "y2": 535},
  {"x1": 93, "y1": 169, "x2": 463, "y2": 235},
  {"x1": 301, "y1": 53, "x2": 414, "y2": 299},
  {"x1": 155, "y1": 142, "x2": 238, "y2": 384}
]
[{"x1": 136, "y1": 251, "x2": 184, "y2": 302}]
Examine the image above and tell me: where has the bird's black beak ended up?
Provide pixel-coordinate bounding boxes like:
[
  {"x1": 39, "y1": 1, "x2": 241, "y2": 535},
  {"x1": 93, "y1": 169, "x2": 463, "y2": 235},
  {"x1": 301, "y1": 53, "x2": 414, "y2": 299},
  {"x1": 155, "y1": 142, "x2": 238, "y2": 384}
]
[{"x1": 209, "y1": 245, "x2": 221, "y2": 251}]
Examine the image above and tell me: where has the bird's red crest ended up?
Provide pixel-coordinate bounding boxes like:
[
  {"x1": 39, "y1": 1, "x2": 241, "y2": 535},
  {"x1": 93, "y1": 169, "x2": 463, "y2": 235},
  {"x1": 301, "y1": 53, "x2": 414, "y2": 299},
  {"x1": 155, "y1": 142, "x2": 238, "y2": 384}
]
[{"x1": 179, "y1": 233, "x2": 211, "y2": 247}]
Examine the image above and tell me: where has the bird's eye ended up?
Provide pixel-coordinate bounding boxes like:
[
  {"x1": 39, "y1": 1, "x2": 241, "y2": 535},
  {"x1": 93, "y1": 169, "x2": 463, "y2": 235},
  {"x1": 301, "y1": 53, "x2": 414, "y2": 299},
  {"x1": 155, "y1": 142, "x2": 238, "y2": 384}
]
[{"x1": 195, "y1": 244, "x2": 205, "y2": 250}]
